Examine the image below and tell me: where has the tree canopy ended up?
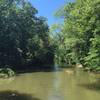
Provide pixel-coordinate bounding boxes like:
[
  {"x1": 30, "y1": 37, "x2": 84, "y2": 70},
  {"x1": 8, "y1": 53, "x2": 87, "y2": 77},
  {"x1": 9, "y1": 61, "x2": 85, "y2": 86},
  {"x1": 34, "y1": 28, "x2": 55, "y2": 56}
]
[
  {"x1": 0, "y1": 0, "x2": 55, "y2": 70},
  {"x1": 51, "y1": 0, "x2": 100, "y2": 70}
]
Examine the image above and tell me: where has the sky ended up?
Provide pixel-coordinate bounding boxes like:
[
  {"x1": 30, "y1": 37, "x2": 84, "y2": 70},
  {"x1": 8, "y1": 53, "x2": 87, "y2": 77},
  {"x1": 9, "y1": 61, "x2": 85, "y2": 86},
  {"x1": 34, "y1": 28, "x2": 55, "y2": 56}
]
[{"x1": 28, "y1": 0, "x2": 75, "y2": 26}]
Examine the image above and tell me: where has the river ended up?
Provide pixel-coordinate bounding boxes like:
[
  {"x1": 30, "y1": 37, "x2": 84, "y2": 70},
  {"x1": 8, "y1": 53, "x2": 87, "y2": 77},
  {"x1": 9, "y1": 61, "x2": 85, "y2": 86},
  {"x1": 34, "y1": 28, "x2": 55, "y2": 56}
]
[{"x1": 0, "y1": 68, "x2": 100, "y2": 100}]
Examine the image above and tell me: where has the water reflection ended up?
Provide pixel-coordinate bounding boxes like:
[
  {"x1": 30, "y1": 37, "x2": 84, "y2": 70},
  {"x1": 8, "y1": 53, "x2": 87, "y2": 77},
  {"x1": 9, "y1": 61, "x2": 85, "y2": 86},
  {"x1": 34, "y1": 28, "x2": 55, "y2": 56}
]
[
  {"x1": 0, "y1": 69, "x2": 100, "y2": 100},
  {"x1": 0, "y1": 90, "x2": 40, "y2": 100},
  {"x1": 0, "y1": 77, "x2": 15, "y2": 85},
  {"x1": 78, "y1": 79, "x2": 100, "y2": 91}
]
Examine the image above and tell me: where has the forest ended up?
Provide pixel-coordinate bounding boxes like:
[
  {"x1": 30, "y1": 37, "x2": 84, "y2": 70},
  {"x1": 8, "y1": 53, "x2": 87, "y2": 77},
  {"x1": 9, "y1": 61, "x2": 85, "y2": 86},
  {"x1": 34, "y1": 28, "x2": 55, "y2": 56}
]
[
  {"x1": 0, "y1": 0, "x2": 100, "y2": 72},
  {"x1": 0, "y1": 0, "x2": 55, "y2": 71},
  {"x1": 51, "y1": 0, "x2": 100, "y2": 71},
  {"x1": 0, "y1": 0, "x2": 100, "y2": 100}
]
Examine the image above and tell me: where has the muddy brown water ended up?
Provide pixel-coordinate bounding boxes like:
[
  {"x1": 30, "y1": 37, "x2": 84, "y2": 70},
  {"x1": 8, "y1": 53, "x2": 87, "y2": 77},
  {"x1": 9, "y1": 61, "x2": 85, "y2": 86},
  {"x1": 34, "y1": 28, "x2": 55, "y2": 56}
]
[{"x1": 0, "y1": 68, "x2": 100, "y2": 100}]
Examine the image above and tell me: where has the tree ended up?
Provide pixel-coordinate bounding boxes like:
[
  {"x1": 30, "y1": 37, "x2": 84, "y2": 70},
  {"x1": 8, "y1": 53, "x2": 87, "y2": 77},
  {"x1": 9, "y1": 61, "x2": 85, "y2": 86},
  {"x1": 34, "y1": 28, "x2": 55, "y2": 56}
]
[
  {"x1": 52, "y1": 0, "x2": 100, "y2": 70},
  {"x1": 0, "y1": 0, "x2": 54, "y2": 70}
]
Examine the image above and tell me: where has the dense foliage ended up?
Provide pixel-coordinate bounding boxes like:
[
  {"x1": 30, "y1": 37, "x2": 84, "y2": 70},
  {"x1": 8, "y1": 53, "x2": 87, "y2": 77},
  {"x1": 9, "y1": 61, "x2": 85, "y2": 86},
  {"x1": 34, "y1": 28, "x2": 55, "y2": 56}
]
[
  {"x1": 0, "y1": 67, "x2": 15, "y2": 78},
  {"x1": 52, "y1": 0, "x2": 100, "y2": 70},
  {"x1": 0, "y1": 0, "x2": 55, "y2": 70}
]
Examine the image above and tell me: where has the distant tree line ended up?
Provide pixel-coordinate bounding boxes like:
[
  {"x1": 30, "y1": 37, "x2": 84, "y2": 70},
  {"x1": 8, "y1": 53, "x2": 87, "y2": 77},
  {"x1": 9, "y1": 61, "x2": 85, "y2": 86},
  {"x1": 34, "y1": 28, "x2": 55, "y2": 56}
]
[{"x1": 0, "y1": 0, "x2": 55, "y2": 70}]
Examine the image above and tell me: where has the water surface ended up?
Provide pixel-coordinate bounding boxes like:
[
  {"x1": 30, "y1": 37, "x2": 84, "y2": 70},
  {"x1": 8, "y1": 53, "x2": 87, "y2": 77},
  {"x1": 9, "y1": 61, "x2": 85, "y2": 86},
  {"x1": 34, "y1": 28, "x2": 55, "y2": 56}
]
[{"x1": 0, "y1": 69, "x2": 100, "y2": 100}]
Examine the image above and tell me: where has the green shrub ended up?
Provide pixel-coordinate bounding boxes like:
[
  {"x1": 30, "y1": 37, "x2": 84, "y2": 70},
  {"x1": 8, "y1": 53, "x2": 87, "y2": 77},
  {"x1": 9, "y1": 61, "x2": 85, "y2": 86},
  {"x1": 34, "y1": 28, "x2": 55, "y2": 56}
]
[{"x1": 0, "y1": 68, "x2": 15, "y2": 78}]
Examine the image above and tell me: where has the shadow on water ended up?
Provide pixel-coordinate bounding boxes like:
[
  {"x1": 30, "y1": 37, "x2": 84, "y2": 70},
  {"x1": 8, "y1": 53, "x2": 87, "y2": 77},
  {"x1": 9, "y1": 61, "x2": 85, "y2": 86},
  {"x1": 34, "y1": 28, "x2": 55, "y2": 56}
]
[
  {"x1": 16, "y1": 64, "x2": 62, "y2": 74},
  {"x1": 0, "y1": 90, "x2": 41, "y2": 100},
  {"x1": 78, "y1": 79, "x2": 100, "y2": 91}
]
